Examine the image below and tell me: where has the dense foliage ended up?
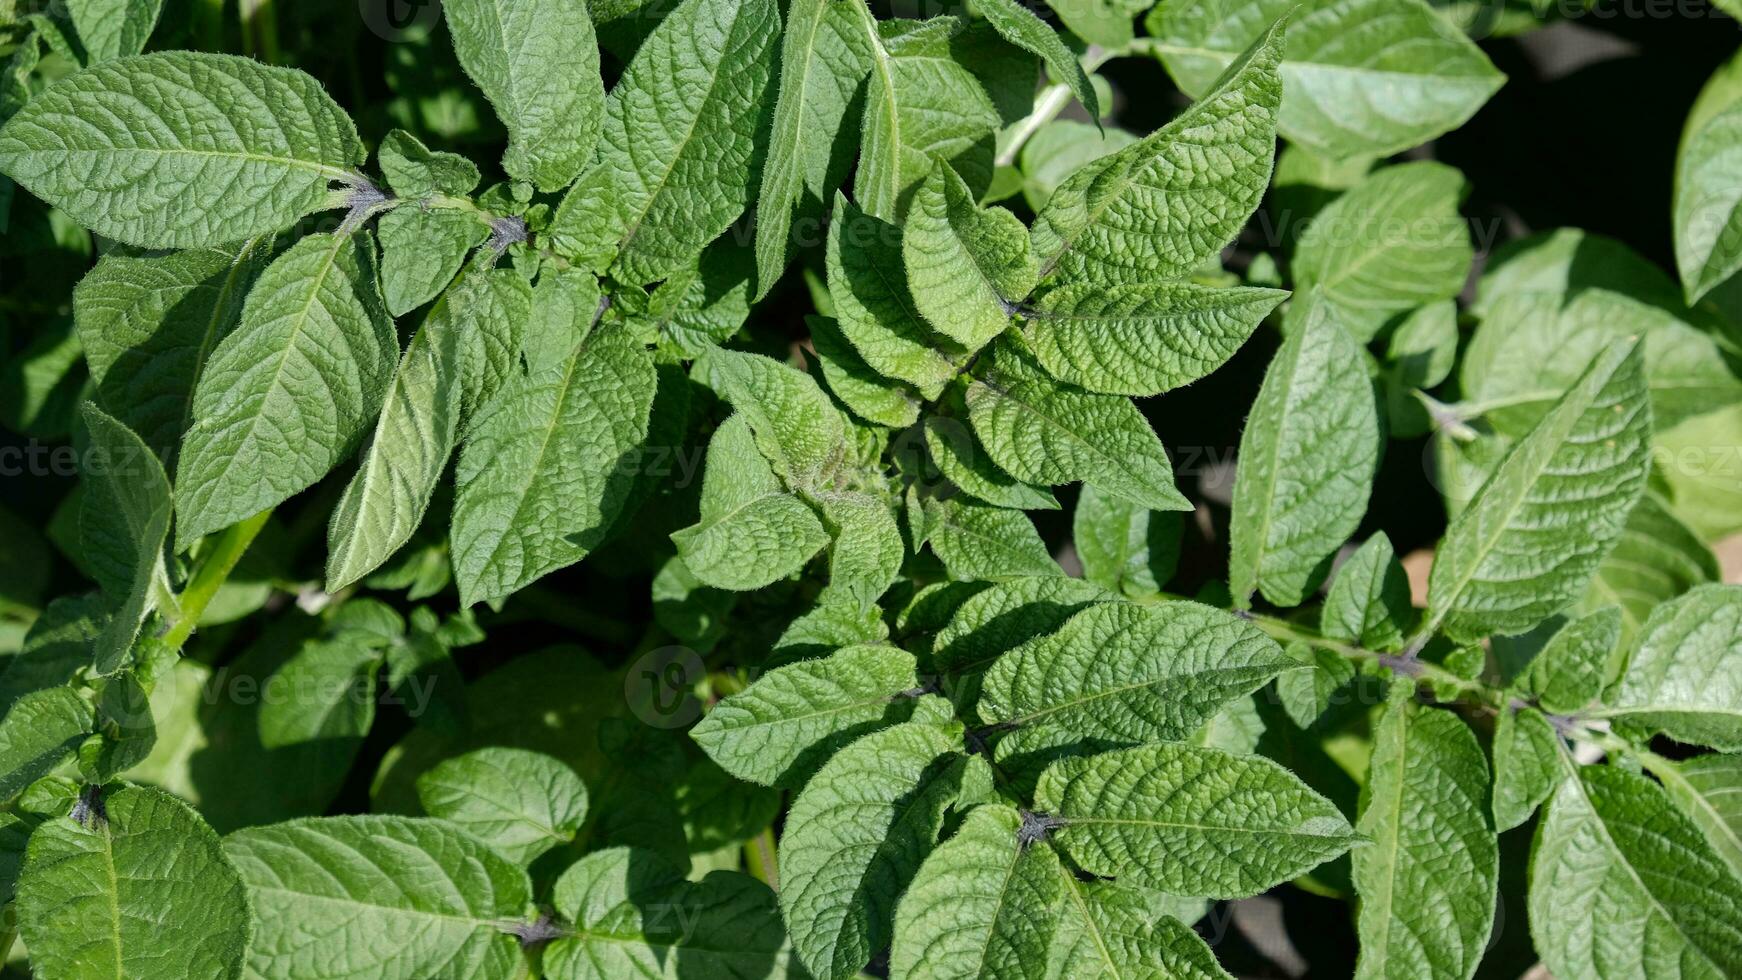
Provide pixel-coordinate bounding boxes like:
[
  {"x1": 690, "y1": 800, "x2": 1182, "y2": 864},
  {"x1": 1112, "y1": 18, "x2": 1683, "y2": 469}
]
[{"x1": 1, "y1": 0, "x2": 1740, "y2": 978}]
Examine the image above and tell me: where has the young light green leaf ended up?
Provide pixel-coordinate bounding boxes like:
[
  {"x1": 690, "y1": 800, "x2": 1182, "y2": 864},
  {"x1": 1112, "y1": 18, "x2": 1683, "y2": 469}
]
[
  {"x1": 700, "y1": 348, "x2": 844, "y2": 486},
  {"x1": 1656, "y1": 753, "x2": 1742, "y2": 878},
  {"x1": 806, "y1": 315, "x2": 920, "y2": 429},
  {"x1": 0, "y1": 52, "x2": 363, "y2": 246},
  {"x1": 1674, "y1": 49, "x2": 1742, "y2": 304},
  {"x1": 691, "y1": 643, "x2": 921, "y2": 788},
  {"x1": 225, "y1": 815, "x2": 534, "y2": 980},
  {"x1": 1579, "y1": 495, "x2": 1720, "y2": 642},
  {"x1": 1426, "y1": 339, "x2": 1651, "y2": 642},
  {"x1": 1045, "y1": 872, "x2": 1234, "y2": 980},
  {"x1": 890, "y1": 804, "x2": 1064, "y2": 980},
  {"x1": 903, "y1": 159, "x2": 1037, "y2": 352},
  {"x1": 377, "y1": 129, "x2": 480, "y2": 199},
  {"x1": 754, "y1": 0, "x2": 873, "y2": 296},
  {"x1": 817, "y1": 491, "x2": 904, "y2": 606},
  {"x1": 1146, "y1": 0, "x2": 1504, "y2": 160},
  {"x1": 976, "y1": 0, "x2": 1098, "y2": 122},
  {"x1": 325, "y1": 289, "x2": 466, "y2": 592},
  {"x1": 967, "y1": 343, "x2": 1190, "y2": 512},
  {"x1": 74, "y1": 240, "x2": 268, "y2": 461},
  {"x1": 979, "y1": 599, "x2": 1292, "y2": 754},
  {"x1": 417, "y1": 747, "x2": 588, "y2": 864},
  {"x1": 925, "y1": 417, "x2": 1059, "y2": 511},
  {"x1": 1530, "y1": 764, "x2": 1742, "y2": 980},
  {"x1": 1353, "y1": 700, "x2": 1497, "y2": 980},
  {"x1": 549, "y1": 0, "x2": 777, "y2": 284},
  {"x1": 1025, "y1": 282, "x2": 1286, "y2": 396},
  {"x1": 1030, "y1": 18, "x2": 1282, "y2": 288},
  {"x1": 443, "y1": 0, "x2": 602, "y2": 192},
  {"x1": 855, "y1": 14, "x2": 1002, "y2": 221},
  {"x1": 1490, "y1": 705, "x2": 1563, "y2": 833},
  {"x1": 1522, "y1": 608, "x2": 1620, "y2": 716},
  {"x1": 451, "y1": 321, "x2": 656, "y2": 606},
  {"x1": 544, "y1": 848, "x2": 793, "y2": 980},
  {"x1": 671, "y1": 414, "x2": 829, "y2": 591},
  {"x1": 1073, "y1": 483, "x2": 1180, "y2": 598},
  {"x1": 0, "y1": 687, "x2": 93, "y2": 800},
  {"x1": 175, "y1": 232, "x2": 397, "y2": 550},
  {"x1": 1035, "y1": 742, "x2": 1359, "y2": 897},
  {"x1": 65, "y1": 0, "x2": 164, "y2": 63},
  {"x1": 1228, "y1": 297, "x2": 1380, "y2": 608},
  {"x1": 780, "y1": 721, "x2": 970, "y2": 980},
  {"x1": 1320, "y1": 533, "x2": 1413, "y2": 652},
  {"x1": 919, "y1": 493, "x2": 1062, "y2": 581},
  {"x1": 78, "y1": 404, "x2": 172, "y2": 675},
  {"x1": 1602, "y1": 585, "x2": 1742, "y2": 751},
  {"x1": 375, "y1": 207, "x2": 487, "y2": 317},
  {"x1": 16, "y1": 785, "x2": 250, "y2": 980},
  {"x1": 1292, "y1": 162, "x2": 1474, "y2": 340},
  {"x1": 826, "y1": 194, "x2": 963, "y2": 398}
]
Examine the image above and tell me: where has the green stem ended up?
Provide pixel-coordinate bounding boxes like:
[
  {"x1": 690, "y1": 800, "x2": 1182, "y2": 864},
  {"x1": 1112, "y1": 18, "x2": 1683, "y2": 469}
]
[
  {"x1": 744, "y1": 826, "x2": 779, "y2": 892},
  {"x1": 1247, "y1": 612, "x2": 1502, "y2": 708},
  {"x1": 238, "y1": 0, "x2": 279, "y2": 63},
  {"x1": 161, "y1": 509, "x2": 271, "y2": 651}
]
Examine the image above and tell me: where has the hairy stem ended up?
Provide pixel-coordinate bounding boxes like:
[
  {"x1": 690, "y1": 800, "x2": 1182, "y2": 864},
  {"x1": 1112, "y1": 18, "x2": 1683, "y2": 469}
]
[
  {"x1": 161, "y1": 509, "x2": 272, "y2": 651},
  {"x1": 744, "y1": 826, "x2": 779, "y2": 891}
]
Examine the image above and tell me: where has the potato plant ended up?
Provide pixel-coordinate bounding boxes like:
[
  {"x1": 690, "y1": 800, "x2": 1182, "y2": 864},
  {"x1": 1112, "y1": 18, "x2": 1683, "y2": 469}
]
[{"x1": 0, "y1": 0, "x2": 1740, "y2": 978}]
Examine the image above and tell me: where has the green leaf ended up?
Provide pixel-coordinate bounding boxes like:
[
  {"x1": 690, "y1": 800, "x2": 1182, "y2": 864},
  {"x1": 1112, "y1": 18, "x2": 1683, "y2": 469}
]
[
  {"x1": 692, "y1": 644, "x2": 919, "y2": 788},
  {"x1": 16, "y1": 785, "x2": 250, "y2": 980},
  {"x1": 929, "y1": 576, "x2": 1111, "y2": 675},
  {"x1": 377, "y1": 129, "x2": 480, "y2": 199},
  {"x1": 1425, "y1": 339, "x2": 1652, "y2": 642},
  {"x1": 1320, "y1": 533, "x2": 1413, "y2": 651},
  {"x1": 925, "y1": 417, "x2": 1059, "y2": 511},
  {"x1": 1025, "y1": 282, "x2": 1286, "y2": 396},
  {"x1": 325, "y1": 288, "x2": 467, "y2": 592},
  {"x1": 78, "y1": 404, "x2": 172, "y2": 675},
  {"x1": 1146, "y1": 0, "x2": 1504, "y2": 160},
  {"x1": 1044, "y1": 872, "x2": 1234, "y2": 980},
  {"x1": 0, "y1": 595, "x2": 105, "y2": 705},
  {"x1": 806, "y1": 315, "x2": 920, "y2": 429},
  {"x1": 919, "y1": 493, "x2": 1062, "y2": 581},
  {"x1": 779, "y1": 721, "x2": 970, "y2": 980},
  {"x1": 1579, "y1": 495, "x2": 1721, "y2": 643},
  {"x1": 1292, "y1": 162, "x2": 1474, "y2": 340},
  {"x1": 979, "y1": 599, "x2": 1293, "y2": 758},
  {"x1": 903, "y1": 159, "x2": 1037, "y2": 352},
  {"x1": 976, "y1": 0, "x2": 1098, "y2": 122},
  {"x1": 1018, "y1": 121, "x2": 1138, "y2": 213},
  {"x1": 0, "y1": 52, "x2": 363, "y2": 247},
  {"x1": 1675, "y1": 49, "x2": 1742, "y2": 304},
  {"x1": 1030, "y1": 17, "x2": 1282, "y2": 288},
  {"x1": 1460, "y1": 289, "x2": 1742, "y2": 438},
  {"x1": 1522, "y1": 608, "x2": 1620, "y2": 716},
  {"x1": 967, "y1": 342, "x2": 1189, "y2": 512},
  {"x1": 175, "y1": 232, "x2": 397, "y2": 550},
  {"x1": 754, "y1": 0, "x2": 873, "y2": 296},
  {"x1": 855, "y1": 14, "x2": 1002, "y2": 221},
  {"x1": 1073, "y1": 483, "x2": 1180, "y2": 598},
  {"x1": 225, "y1": 815, "x2": 534, "y2": 980},
  {"x1": 74, "y1": 240, "x2": 268, "y2": 461},
  {"x1": 890, "y1": 804, "x2": 1063, "y2": 980},
  {"x1": 818, "y1": 491, "x2": 904, "y2": 606},
  {"x1": 1228, "y1": 296, "x2": 1380, "y2": 608},
  {"x1": 700, "y1": 348, "x2": 844, "y2": 486},
  {"x1": 451, "y1": 321, "x2": 657, "y2": 605},
  {"x1": 0, "y1": 687, "x2": 93, "y2": 800},
  {"x1": 544, "y1": 848, "x2": 793, "y2": 980},
  {"x1": 1490, "y1": 705, "x2": 1563, "y2": 833},
  {"x1": 1657, "y1": 753, "x2": 1742, "y2": 878},
  {"x1": 65, "y1": 0, "x2": 164, "y2": 63},
  {"x1": 826, "y1": 193, "x2": 962, "y2": 399},
  {"x1": 443, "y1": 0, "x2": 602, "y2": 192},
  {"x1": 1352, "y1": 699, "x2": 1497, "y2": 980},
  {"x1": 1035, "y1": 742, "x2": 1359, "y2": 897},
  {"x1": 416, "y1": 747, "x2": 587, "y2": 864},
  {"x1": 450, "y1": 263, "x2": 534, "y2": 426},
  {"x1": 1530, "y1": 764, "x2": 1742, "y2": 980},
  {"x1": 1602, "y1": 585, "x2": 1742, "y2": 751},
  {"x1": 375, "y1": 207, "x2": 487, "y2": 317},
  {"x1": 549, "y1": 0, "x2": 777, "y2": 284},
  {"x1": 671, "y1": 414, "x2": 830, "y2": 591},
  {"x1": 256, "y1": 633, "x2": 381, "y2": 749}
]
